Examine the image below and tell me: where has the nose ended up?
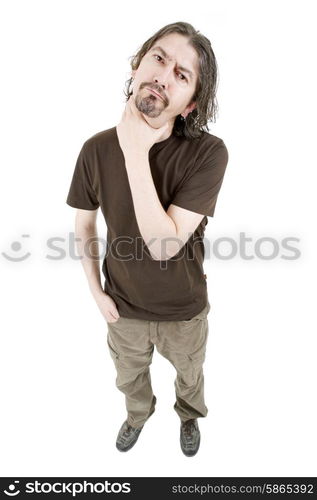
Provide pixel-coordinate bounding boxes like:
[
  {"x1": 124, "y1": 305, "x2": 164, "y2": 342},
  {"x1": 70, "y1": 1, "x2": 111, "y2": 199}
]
[{"x1": 153, "y1": 64, "x2": 174, "y2": 89}]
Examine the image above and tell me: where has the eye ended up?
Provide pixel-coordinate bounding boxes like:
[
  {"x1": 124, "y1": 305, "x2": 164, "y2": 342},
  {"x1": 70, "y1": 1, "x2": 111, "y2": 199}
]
[{"x1": 153, "y1": 55, "x2": 187, "y2": 82}]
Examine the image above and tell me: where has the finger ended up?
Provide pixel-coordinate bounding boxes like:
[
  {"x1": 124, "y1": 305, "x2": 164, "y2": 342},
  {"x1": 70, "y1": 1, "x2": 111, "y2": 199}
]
[
  {"x1": 126, "y1": 98, "x2": 134, "y2": 115},
  {"x1": 110, "y1": 309, "x2": 120, "y2": 320},
  {"x1": 125, "y1": 99, "x2": 133, "y2": 117},
  {"x1": 129, "y1": 95, "x2": 139, "y2": 115}
]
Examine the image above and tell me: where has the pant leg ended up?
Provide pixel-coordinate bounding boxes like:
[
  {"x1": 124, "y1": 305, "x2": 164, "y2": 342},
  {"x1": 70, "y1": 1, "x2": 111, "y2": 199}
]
[
  {"x1": 155, "y1": 301, "x2": 210, "y2": 422},
  {"x1": 107, "y1": 316, "x2": 156, "y2": 428}
]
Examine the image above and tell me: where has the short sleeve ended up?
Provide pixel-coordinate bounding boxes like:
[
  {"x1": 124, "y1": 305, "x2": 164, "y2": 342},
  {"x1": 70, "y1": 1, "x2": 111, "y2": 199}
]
[
  {"x1": 171, "y1": 138, "x2": 229, "y2": 217},
  {"x1": 66, "y1": 142, "x2": 100, "y2": 210}
]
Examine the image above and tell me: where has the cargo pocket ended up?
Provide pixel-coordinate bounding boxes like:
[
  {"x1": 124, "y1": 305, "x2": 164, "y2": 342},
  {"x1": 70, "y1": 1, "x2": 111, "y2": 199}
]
[{"x1": 188, "y1": 351, "x2": 206, "y2": 385}]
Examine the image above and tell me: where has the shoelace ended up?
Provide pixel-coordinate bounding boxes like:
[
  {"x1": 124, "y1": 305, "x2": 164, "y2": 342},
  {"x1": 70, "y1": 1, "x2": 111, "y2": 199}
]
[
  {"x1": 182, "y1": 419, "x2": 196, "y2": 437},
  {"x1": 122, "y1": 424, "x2": 134, "y2": 437}
]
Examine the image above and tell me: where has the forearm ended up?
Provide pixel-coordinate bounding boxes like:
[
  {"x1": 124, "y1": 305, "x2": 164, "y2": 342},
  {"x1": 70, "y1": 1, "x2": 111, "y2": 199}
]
[
  {"x1": 125, "y1": 153, "x2": 177, "y2": 260},
  {"x1": 74, "y1": 223, "x2": 104, "y2": 298}
]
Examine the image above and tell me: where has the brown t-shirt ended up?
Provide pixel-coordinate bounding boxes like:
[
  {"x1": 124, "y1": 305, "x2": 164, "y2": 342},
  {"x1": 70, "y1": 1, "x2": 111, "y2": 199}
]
[{"x1": 66, "y1": 126, "x2": 228, "y2": 321}]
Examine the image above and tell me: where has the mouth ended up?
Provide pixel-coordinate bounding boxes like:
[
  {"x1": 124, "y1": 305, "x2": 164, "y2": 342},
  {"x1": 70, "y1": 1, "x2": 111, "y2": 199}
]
[{"x1": 146, "y1": 88, "x2": 165, "y2": 102}]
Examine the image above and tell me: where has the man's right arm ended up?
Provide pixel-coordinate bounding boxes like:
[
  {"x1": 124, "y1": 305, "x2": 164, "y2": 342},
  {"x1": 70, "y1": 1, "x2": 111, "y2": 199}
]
[{"x1": 74, "y1": 209, "x2": 120, "y2": 323}]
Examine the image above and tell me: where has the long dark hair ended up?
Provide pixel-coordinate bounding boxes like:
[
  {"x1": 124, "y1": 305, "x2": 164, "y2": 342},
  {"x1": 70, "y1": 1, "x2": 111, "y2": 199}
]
[{"x1": 124, "y1": 21, "x2": 219, "y2": 140}]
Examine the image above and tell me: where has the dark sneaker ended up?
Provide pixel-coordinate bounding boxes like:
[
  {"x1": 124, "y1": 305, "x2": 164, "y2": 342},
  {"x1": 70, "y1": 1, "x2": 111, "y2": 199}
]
[
  {"x1": 180, "y1": 418, "x2": 201, "y2": 457},
  {"x1": 116, "y1": 420, "x2": 144, "y2": 452}
]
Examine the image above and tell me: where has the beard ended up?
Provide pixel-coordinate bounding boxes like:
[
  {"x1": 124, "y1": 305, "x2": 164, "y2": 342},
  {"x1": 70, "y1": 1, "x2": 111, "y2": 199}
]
[{"x1": 134, "y1": 87, "x2": 166, "y2": 118}]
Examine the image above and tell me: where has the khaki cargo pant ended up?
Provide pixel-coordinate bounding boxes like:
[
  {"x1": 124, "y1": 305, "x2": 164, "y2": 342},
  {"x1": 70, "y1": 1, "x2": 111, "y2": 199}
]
[{"x1": 106, "y1": 301, "x2": 211, "y2": 429}]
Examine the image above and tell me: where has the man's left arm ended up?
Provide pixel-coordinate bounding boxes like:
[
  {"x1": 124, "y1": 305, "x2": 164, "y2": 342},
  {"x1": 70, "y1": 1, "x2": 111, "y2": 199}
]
[{"x1": 116, "y1": 95, "x2": 227, "y2": 260}]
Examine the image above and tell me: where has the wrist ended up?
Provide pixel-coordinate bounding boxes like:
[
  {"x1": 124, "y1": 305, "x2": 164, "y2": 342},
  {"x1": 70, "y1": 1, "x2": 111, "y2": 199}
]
[{"x1": 90, "y1": 285, "x2": 105, "y2": 300}]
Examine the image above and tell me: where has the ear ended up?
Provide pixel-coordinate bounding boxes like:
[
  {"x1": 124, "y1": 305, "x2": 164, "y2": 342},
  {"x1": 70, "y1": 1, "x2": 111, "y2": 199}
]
[
  {"x1": 131, "y1": 69, "x2": 136, "y2": 79},
  {"x1": 181, "y1": 101, "x2": 196, "y2": 119}
]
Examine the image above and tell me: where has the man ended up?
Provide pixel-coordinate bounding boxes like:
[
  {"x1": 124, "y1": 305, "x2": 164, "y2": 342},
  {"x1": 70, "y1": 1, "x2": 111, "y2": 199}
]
[{"x1": 66, "y1": 21, "x2": 228, "y2": 457}]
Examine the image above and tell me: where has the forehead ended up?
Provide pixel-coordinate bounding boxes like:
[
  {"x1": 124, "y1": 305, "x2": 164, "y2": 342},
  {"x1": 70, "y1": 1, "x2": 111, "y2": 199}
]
[{"x1": 149, "y1": 33, "x2": 199, "y2": 81}]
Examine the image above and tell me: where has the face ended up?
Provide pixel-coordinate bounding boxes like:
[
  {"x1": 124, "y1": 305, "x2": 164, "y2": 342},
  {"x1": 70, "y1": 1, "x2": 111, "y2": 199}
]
[{"x1": 131, "y1": 32, "x2": 199, "y2": 129}]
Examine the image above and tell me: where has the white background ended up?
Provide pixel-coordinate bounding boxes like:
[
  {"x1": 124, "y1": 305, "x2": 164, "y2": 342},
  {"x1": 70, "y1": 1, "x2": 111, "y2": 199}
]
[{"x1": 1, "y1": 0, "x2": 316, "y2": 477}]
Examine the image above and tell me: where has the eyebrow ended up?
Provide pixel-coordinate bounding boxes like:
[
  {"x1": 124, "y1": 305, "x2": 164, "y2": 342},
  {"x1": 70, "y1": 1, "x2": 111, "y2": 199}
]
[{"x1": 150, "y1": 45, "x2": 195, "y2": 81}]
